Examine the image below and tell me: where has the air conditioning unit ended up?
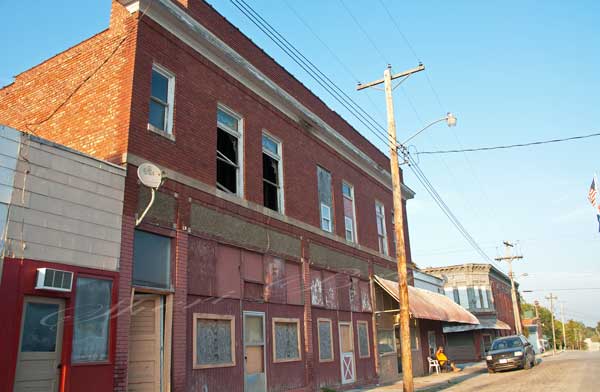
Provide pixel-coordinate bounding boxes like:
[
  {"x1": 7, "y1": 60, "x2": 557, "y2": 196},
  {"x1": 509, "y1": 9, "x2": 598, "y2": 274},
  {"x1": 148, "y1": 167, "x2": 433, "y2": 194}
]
[{"x1": 35, "y1": 268, "x2": 73, "y2": 292}]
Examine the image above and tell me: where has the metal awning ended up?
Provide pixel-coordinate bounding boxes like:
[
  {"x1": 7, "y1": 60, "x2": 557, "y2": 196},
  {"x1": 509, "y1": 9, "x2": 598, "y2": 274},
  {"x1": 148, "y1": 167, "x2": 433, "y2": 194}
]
[
  {"x1": 442, "y1": 317, "x2": 511, "y2": 333},
  {"x1": 374, "y1": 276, "x2": 479, "y2": 325}
]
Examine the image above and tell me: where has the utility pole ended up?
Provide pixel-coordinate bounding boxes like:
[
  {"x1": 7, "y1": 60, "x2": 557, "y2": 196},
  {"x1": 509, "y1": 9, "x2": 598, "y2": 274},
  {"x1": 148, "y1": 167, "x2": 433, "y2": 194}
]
[
  {"x1": 357, "y1": 64, "x2": 424, "y2": 392},
  {"x1": 560, "y1": 302, "x2": 567, "y2": 351},
  {"x1": 495, "y1": 241, "x2": 523, "y2": 334},
  {"x1": 546, "y1": 293, "x2": 558, "y2": 355}
]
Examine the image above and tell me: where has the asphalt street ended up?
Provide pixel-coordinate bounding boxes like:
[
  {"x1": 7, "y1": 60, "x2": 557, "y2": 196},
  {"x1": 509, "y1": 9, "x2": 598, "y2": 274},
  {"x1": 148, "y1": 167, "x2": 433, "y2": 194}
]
[{"x1": 433, "y1": 351, "x2": 600, "y2": 392}]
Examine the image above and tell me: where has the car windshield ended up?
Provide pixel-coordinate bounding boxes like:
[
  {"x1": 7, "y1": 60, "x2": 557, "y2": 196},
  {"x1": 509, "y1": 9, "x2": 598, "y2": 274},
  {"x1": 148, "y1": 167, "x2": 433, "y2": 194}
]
[{"x1": 491, "y1": 337, "x2": 522, "y2": 350}]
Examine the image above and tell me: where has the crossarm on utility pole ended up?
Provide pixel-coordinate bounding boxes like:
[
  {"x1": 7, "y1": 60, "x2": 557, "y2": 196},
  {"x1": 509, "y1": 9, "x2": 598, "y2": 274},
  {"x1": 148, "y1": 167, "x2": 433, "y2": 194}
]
[{"x1": 356, "y1": 64, "x2": 425, "y2": 91}]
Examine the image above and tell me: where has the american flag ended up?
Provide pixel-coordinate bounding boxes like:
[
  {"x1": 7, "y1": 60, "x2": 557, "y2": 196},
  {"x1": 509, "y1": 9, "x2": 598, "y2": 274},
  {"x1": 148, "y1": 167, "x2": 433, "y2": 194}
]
[{"x1": 589, "y1": 178, "x2": 598, "y2": 207}]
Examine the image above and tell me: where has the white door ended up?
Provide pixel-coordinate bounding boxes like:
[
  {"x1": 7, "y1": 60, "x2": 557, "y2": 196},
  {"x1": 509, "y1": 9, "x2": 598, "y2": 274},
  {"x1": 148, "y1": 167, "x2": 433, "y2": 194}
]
[
  {"x1": 128, "y1": 294, "x2": 163, "y2": 392},
  {"x1": 244, "y1": 312, "x2": 267, "y2": 392},
  {"x1": 14, "y1": 297, "x2": 65, "y2": 392},
  {"x1": 339, "y1": 322, "x2": 355, "y2": 384}
]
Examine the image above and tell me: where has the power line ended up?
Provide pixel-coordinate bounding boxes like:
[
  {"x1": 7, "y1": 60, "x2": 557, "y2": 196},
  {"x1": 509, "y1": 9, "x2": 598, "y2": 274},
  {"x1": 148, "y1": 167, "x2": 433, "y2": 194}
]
[
  {"x1": 231, "y1": 0, "x2": 495, "y2": 270},
  {"x1": 338, "y1": 0, "x2": 389, "y2": 65},
  {"x1": 418, "y1": 131, "x2": 600, "y2": 155},
  {"x1": 524, "y1": 287, "x2": 600, "y2": 292}
]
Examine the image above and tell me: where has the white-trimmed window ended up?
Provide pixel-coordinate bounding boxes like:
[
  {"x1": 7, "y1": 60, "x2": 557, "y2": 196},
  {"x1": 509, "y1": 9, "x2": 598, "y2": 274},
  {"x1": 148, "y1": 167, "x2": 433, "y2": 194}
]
[
  {"x1": 148, "y1": 64, "x2": 175, "y2": 135},
  {"x1": 342, "y1": 182, "x2": 357, "y2": 242},
  {"x1": 375, "y1": 201, "x2": 388, "y2": 255},
  {"x1": 193, "y1": 313, "x2": 236, "y2": 369},
  {"x1": 273, "y1": 318, "x2": 301, "y2": 362},
  {"x1": 317, "y1": 318, "x2": 334, "y2": 362},
  {"x1": 217, "y1": 106, "x2": 243, "y2": 196},
  {"x1": 357, "y1": 320, "x2": 370, "y2": 358},
  {"x1": 262, "y1": 133, "x2": 284, "y2": 213},
  {"x1": 317, "y1": 166, "x2": 333, "y2": 232}
]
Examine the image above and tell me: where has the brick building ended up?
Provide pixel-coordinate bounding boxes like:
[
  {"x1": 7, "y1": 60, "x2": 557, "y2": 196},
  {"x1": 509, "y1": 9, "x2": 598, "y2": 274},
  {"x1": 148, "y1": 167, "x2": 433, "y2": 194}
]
[
  {"x1": 423, "y1": 264, "x2": 518, "y2": 362},
  {"x1": 0, "y1": 1, "x2": 421, "y2": 391}
]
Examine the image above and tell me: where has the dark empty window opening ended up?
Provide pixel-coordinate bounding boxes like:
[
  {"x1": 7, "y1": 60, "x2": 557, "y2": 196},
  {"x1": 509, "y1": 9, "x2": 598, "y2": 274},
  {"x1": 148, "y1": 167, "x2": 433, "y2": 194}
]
[
  {"x1": 216, "y1": 108, "x2": 241, "y2": 195},
  {"x1": 262, "y1": 134, "x2": 282, "y2": 212}
]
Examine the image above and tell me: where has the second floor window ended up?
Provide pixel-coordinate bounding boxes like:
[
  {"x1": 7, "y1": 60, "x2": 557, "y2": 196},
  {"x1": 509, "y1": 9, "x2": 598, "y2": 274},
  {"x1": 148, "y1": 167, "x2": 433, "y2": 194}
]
[
  {"x1": 262, "y1": 133, "x2": 283, "y2": 213},
  {"x1": 342, "y1": 182, "x2": 356, "y2": 242},
  {"x1": 148, "y1": 64, "x2": 174, "y2": 134},
  {"x1": 217, "y1": 107, "x2": 243, "y2": 196},
  {"x1": 317, "y1": 166, "x2": 332, "y2": 232},
  {"x1": 375, "y1": 201, "x2": 388, "y2": 255}
]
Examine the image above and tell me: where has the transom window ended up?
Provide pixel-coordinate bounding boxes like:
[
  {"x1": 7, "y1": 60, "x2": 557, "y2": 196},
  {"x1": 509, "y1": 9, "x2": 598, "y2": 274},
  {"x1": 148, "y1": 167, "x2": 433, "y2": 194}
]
[
  {"x1": 342, "y1": 182, "x2": 356, "y2": 242},
  {"x1": 132, "y1": 230, "x2": 171, "y2": 289},
  {"x1": 216, "y1": 107, "x2": 243, "y2": 196},
  {"x1": 375, "y1": 201, "x2": 388, "y2": 255},
  {"x1": 262, "y1": 133, "x2": 283, "y2": 213},
  {"x1": 148, "y1": 64, "x2": 175, "y2": 135}
]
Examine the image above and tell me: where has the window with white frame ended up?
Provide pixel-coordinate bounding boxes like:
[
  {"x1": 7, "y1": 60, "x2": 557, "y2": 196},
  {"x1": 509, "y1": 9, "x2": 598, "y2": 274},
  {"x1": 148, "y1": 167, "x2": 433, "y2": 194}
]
[
  {"x1": 148, "y1": 64, "x2": 175, "y2": 135},
  {"x1": 375, "y1": 201, "x2": 388, "y2": 255},
  {"x1": 342, "y1": 182, "x2": 356, "y2": 242},
  {"x1": 262, "y1": 133, "x2": 283, "y2": 213},
  {"x1": 193, "y1": 313, "x2": 235, "y2": 368},
  {"x1": 317, "y1": 166, "x2": 333, "y2": 232},
  {"x1": 216, "y1": 107, "x2": 243, "y2": 196}
]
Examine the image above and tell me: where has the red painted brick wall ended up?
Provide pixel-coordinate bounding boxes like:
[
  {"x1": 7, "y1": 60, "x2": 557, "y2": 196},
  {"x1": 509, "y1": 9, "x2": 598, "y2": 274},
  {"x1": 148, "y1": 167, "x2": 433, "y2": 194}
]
[{"x1": 0, "y1": 2, "x2": 137, "y2": 163}]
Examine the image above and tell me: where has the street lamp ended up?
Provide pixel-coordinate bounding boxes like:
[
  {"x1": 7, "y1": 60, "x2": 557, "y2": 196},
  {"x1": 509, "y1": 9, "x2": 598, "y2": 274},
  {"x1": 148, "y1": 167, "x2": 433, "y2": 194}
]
[{"x1": 401, "y1": 113, "x2": 457, "y2": 146}]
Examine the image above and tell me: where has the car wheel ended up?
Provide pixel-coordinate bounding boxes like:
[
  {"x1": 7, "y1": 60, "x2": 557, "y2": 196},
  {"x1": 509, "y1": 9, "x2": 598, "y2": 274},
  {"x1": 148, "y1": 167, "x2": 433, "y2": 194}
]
[
  {"x1": 488, "y1": 368, "x2": 495, "y2": 374},
  {"x1": 524, "y1": 356, "x2": 532, "y2": 370}
]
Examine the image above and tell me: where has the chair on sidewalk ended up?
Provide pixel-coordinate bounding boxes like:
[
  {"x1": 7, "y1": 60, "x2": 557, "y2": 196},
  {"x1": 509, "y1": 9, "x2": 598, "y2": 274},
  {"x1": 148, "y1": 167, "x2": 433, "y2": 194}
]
[{"x1": 427, "y1": 356, "x2": 441, "y2": 374}]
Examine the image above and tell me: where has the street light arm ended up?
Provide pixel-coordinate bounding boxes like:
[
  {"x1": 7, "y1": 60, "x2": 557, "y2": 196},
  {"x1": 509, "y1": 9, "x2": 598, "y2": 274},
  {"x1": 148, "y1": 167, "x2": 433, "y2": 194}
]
[{"x1": 400, "y1": 113, "x2": 457, "y2": 146}]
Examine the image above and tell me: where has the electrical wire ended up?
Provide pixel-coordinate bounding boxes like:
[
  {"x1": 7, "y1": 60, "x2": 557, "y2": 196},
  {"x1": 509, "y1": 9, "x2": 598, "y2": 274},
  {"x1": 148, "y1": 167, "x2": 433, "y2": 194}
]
[
  {"x1": 418, "y1": 131, "x2": 600, "y2": 155},
  {"x1": 230, "y1": 0, "x2": 496, "y2": 269}
]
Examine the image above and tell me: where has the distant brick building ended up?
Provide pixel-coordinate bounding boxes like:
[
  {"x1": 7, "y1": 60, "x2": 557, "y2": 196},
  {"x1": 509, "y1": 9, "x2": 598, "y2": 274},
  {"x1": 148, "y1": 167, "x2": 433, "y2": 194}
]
[
  {"x1": 423, "y1": 264, "x2": 517, "y2": 362},
  {"x1": 0, "y1": 1, "x2": 421, "y2": 391}
]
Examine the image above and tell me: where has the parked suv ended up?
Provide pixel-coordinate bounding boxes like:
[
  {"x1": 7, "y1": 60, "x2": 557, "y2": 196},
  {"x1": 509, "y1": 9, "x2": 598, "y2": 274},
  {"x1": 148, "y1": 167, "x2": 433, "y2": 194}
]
[{"x1": 485, "y1": 335, "x2": 535, "y2": 373}]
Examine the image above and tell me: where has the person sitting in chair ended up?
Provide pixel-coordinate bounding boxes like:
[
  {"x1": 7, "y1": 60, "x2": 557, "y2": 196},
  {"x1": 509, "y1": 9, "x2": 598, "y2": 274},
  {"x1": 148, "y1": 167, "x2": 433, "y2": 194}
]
[{"x1": 435, "y1": 346, "x2": 462, "y2": 372}]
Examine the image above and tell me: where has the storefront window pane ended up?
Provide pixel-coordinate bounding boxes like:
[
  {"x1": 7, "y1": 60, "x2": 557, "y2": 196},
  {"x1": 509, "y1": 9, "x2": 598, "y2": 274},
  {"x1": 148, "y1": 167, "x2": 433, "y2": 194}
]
[{"x1": 72, "y1": 277, "x2": 112, "y2": 362}]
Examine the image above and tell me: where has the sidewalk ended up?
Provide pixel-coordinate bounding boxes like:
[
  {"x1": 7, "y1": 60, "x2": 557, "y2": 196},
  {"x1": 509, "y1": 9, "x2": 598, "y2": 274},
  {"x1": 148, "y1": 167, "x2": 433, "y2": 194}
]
[{"x1": 349, "y1": 362, "x2": 487, "y2": 392}]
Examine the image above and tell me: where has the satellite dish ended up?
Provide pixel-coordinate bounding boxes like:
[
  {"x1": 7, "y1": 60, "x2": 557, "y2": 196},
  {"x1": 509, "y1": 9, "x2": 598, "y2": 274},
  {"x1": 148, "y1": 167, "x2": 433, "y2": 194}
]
[{"x1": 137, "y1": 162, "x2": 163, "y2": 189}]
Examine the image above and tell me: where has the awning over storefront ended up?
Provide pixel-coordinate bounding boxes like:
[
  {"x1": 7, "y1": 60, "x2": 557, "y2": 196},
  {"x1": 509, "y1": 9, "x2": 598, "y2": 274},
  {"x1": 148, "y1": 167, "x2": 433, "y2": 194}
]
[
  {"x1": 442, "y1": 317, "x2": 511, "y2": 333},
  {"x1": 374, "y1": 276, "x2": 479, "y2": 325}
]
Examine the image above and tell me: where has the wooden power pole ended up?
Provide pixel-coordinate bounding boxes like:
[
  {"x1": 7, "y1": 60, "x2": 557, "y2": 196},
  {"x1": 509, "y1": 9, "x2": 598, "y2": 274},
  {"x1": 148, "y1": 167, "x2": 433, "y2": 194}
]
[
  {"x1": 495, "y1": 241, "x2": 523, "y2": 334},
  {"x1": 546, "y1": 293, "x2": 558, "y2": 355},
  {"x1": 560, "y1": 302, "x2": 567, "y2": 351},
  {"x1": 357, "y1": 64, "x2": 424, "y2": 392}
]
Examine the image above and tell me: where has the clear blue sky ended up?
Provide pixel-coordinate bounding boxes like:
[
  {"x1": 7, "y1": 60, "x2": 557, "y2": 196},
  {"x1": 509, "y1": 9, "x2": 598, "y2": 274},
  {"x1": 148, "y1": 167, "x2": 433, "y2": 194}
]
[{"x1": 1, "y1": 1, "x2": 599, "y2": 326}]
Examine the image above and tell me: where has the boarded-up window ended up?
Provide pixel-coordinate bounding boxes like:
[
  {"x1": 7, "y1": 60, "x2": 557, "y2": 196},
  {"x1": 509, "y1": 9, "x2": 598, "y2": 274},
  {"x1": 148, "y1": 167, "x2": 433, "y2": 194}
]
[
  {"x1": 318, "y1": 319, "x2": 334, "y2": 362},
  {"x1": 193, "y1": 314, "x2": 235, "y2": 368},
  {"x1": 273, "y1": 318, "x2": 301, "y2": 362},
  {"x1": 339, "y1": 323, "x2": 353, "y2": 353},
  {"x1": 311, "y1": 271, "x2": 324, "y2": 306},
  {"x1": 357, "y1": 321, "x2": 370, "y2": 358},
  {"x1": 377, "y1": 329, "x2": 395, "y2": 354}
]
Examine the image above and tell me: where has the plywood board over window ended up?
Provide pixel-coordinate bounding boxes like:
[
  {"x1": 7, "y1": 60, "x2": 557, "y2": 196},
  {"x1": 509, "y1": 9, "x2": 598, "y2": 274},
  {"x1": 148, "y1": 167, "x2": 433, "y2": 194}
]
[
  {"x1": 272, "y1": 318, "x2": 301, "y2": 363},
  {"x1": 357, "y1": 321, "x2": 370, "y2": 358},
  {"x1": 317, "y1": 318, "x2": 334, "y2": 362},
  {"x1": 193, "y1": 313, "x2": 236, "y2": 369}
]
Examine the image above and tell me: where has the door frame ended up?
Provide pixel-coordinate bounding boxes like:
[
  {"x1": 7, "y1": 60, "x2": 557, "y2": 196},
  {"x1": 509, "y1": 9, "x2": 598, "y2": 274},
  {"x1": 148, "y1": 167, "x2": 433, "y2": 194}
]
[
  {"x1": 243, "y1": 311, "x2": 267, "y2": 392},
  {"x1": 14, "y1": 296, "x2": 66, "y2": 392},
  {"x1": 338, "y1": 321, "x2": 356, "y2": 385}
]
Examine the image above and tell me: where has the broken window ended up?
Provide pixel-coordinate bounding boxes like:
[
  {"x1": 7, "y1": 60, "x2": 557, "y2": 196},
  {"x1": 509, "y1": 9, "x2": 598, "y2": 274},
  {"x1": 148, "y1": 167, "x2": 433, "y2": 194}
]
[
  {"x1": 262, "y1": 134, "x2": 283, "y2": 212},
  {"x1": 357, "y1": 321, "x2": 370, "y2": 358},
  {"x1": 318, "y1": 319, "x2": 334, "y2": 362},
  {"x1": 317, "y1": 166, "x2": 332, "y2": 232},
  {"x1": 148, "y1": 64, "x2": 174, "y2": 134},
  {"x1": 273, "y1": 318, "x2": 301, "y2": 362},
  {"x1": 193, "y1": 313, "x2": 235, "y2": 368},
  {"x1": 375, "y1": 201, "x2": 388, "y2": 255},
  {"x1": 342, "y1": 182, "x2": 356, "y2": 242},
  {"x1": 132, "y1": 230, "x2": 171, "y2": 289},
  {"x1": 217, "y1": 107, "x2": 242, "y2": 195}
]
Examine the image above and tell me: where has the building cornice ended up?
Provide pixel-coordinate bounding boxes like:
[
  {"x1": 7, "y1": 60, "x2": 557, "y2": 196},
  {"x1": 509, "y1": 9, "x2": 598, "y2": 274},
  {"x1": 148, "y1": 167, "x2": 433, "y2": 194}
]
[{"x1": 118, "y1": 0, "x2": 414, "y2": 200}]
